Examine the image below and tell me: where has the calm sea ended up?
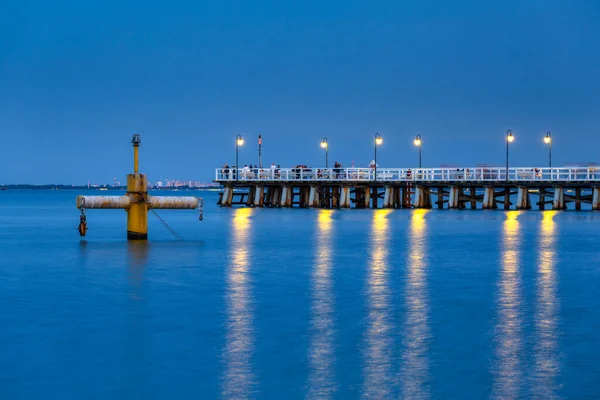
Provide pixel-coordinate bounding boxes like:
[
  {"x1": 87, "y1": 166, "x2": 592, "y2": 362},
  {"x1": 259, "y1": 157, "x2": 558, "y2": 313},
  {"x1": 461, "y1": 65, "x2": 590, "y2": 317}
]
[{"x1": 1, "y1": 189, "x2": 599, "y2": 399}]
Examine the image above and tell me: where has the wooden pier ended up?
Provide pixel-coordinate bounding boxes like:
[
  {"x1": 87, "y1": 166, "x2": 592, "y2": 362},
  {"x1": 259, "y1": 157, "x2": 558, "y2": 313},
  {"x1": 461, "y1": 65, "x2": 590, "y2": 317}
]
[{"x1": 214, "y1": 167, "x2": 600, "y2": 211}]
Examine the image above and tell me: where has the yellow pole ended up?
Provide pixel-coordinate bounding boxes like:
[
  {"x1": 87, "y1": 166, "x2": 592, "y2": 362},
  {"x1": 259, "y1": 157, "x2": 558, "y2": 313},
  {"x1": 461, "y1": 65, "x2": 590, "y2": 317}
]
[
  {"x1": 134, "y1": 146, "x2": 139, "y2": 174},
  {"x1": 132, "y1": 133, "x2": 141, "y2": 174},
  {"x1": 128, "y1": 134, "x2": 147, "y2": 240},
  {"x1": 126, "y1": 171, "x2": 148, "y2": 240},
  {"x1": 127, "y1": 201, "x2": 148, "y2": 239}
]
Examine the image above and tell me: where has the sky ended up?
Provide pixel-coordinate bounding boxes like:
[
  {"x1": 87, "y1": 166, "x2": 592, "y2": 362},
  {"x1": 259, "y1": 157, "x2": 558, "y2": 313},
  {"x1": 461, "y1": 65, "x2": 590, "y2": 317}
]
[{"x1": 1, "y1": 0, "x2": 599, "y2": 184}]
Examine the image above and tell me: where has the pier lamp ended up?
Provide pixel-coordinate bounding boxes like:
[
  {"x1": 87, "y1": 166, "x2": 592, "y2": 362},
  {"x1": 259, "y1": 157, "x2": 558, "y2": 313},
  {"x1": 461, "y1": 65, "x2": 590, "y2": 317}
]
[
  {"x1": 505, "y1": 129, "x2": 514, "y2": 181},
  {"x1": 544, "y1": 131, "x2": 552, "y2": 169},
  {"x1": 236, "y1": 134, "x2": 244, "y2": 181},
  {"x1": 374, "y1": 132, "x2": 382, "y2": 181},
  {"x1": 321, "y1": 137, "x2": 328, "y2": 168},
  {"x1": 414, "y1": 134, "x2": 422, "y2": 168}
]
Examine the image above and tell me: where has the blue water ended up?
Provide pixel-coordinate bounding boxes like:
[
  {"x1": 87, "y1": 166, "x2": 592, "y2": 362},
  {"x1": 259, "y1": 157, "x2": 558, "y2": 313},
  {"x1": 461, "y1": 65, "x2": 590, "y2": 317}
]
[{"x1": 1, "y1": 189, "x2": 600, "y2": 399}]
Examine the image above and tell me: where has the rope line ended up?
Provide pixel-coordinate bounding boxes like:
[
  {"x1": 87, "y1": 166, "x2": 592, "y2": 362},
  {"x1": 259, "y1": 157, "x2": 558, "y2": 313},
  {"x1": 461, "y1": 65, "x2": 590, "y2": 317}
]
[{"x1": 150, "y1": 208, "x2": 185, "y2": 241}]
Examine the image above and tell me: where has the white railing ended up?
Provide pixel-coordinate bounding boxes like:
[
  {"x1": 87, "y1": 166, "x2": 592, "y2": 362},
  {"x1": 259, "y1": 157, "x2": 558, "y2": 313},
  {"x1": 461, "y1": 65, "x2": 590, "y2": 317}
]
[{"x1": 215, "y1": 167, "x2": 600, "y2": 182}]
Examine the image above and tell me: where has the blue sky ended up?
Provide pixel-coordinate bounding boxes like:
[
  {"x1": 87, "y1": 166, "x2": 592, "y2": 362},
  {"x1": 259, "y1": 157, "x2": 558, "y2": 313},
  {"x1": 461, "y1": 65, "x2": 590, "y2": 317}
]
[{"x1": 1, "y1": 0, "x2": 599, "y2": 184}]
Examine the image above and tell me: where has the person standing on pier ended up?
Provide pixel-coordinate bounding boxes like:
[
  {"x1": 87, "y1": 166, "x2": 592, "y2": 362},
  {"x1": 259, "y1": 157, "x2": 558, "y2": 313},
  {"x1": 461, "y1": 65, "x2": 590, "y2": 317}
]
[
  {"x1": 221, "y1": 164, "x2": 231, "y2": 179},
  {"x1": 334, "y1": 161, "x2": 343, "y2": 178}
]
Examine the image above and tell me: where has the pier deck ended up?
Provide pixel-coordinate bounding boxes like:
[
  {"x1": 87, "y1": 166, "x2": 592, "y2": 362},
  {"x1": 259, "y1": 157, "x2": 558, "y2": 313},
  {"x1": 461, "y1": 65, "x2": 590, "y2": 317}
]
[{"x1": 214, "y1": 167, "x2": 600, "y2": 210}]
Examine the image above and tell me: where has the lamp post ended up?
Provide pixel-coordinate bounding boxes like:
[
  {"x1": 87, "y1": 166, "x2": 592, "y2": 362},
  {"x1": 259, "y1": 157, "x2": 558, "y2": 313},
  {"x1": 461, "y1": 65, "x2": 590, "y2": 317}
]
[
  {"x1": 374, "y1": 132, "x2": 382, "y2": 181},
  {"x1": 544, "y1": 131, "x2": 552, "y2": 169},
  {"x1": 506, "y1": 129, "x2": 514, "y2": 181},
  {"x1": 321, "y1": 137, "x2": 328, "y2": 168},
  {"x1": 236, "y1": 134, "x2": 244, "y2": 181},
  {"x1": 414, "y1": 134, "x2": 422, "y2": 168}
]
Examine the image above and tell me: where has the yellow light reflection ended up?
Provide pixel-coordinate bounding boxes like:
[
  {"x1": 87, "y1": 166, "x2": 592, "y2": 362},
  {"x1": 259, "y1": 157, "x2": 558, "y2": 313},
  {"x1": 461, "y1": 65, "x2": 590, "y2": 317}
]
[
  {"x1": 492, "y1": 211, "x2": 523, "y2": 398},
  {"x1": 533, "y1": 211, "x2": 559, "y2": 398},
  {"x1": 307, "y1": 210, "x2": 336, "y2": 397},
  {"x1": 400, "y1": 209, "x2": 431, "y2": 398},
  {"x1": 223, "y1": 208, "x2": 255, "y2": 397},
  {"x1": 362, "y1": 209, "x2": 393, "y2": 398}
]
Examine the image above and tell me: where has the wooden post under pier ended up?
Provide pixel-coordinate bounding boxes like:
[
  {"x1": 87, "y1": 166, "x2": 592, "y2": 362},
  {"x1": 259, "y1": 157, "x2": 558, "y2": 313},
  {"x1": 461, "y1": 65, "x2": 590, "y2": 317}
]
[
  {"x1": 309, "y1": 186, "x2": 319, "y2": 207},
  {"x1": 448, "y1": 186, "x2": 459, "y2": 209},
  {"x1": 553, "y1": 187, "x2": 565, "y2": 210},
  {"x1": 458, "y1": 187, "x2": 466, "y2": 209},
  {"x1": 331, "y1": 186, "x2": 340, "y2": 208},
  {"x1": 414, "y1": 186, "x2": 432, "y2": 209},
  {"x1": 503, "y1": 188, "x2": 511, "y2": 210},
  {"x1": 482, "y1": 187, "x2": 497, "y2": 209},
  {"x1": 246, "y1": 187, "x2": 255, "y2": 207},
  {"x1": 254, "y1": 186, "x2": 264, "y2": 207},
  {"x1": 469, "y1": 187, "x2": 477, "y2": 209},
  {"x1": 383, "y1": 186, "x2": 393, "y2": 208},
  {"x1": 437, "y1": 187, "x2": 444, "y2": 209},
  {"x1": 340, "y1": 186, "x2": 351, "y2": 208},
  {"x1": 516, "y1": 186, "x2": 531, "y2": 210},
  {"x1": 372, "y1": 187, "x2": 378, "y2": 209},
  {"x1": 593, "y1": 187, "x2": 600, "y2": 211},
  {"x1": 402, "y1": 187, "x2": 412, "y2": 208}
]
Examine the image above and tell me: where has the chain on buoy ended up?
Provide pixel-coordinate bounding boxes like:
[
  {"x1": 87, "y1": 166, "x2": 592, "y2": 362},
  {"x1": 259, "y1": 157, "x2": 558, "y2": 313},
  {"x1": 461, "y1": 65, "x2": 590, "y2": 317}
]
[
  {"x1": 78, "y1": 204, "x2": 88, "y2": 237},
  {"x1": 198, "y1": 198, "x2": 204, "y2": 221}
]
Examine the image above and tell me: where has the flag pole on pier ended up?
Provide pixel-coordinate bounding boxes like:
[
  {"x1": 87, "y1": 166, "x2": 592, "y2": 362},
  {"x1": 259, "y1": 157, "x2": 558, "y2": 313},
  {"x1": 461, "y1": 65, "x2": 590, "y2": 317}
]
[{"x1": 258, "y1": 134, "x2": 263, "y2": 168}]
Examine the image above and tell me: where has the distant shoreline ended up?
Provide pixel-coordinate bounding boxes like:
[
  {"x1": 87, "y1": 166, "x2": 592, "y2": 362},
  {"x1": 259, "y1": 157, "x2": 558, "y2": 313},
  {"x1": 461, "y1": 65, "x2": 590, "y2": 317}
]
[{"x1": 0, "y1": 185, "x2": 221, "y2": 190}]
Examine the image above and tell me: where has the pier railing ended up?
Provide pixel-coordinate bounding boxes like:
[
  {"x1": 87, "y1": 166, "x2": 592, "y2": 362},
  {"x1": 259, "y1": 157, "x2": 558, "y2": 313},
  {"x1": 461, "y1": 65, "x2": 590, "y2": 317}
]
[{"x1": 215, "y1": 166, "x2": 600, "y2": 182}]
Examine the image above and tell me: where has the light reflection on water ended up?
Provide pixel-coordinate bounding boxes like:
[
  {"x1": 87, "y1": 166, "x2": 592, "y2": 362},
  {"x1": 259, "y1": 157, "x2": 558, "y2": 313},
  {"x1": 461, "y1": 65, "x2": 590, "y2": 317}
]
[
  {"x1": 307, "y1": 210, "x2": 337, "y2": 398},
  {"x1": 124, "y1": 241, "x2": 149, "y2": 396},
  {"x1": 127, "y1": 241, "x2": 148, "y2": 300},
  {"x1": 362, "y1": 209, "x2": 394, "y2": 399},
  {"x1": 400, "y1": 209, "x2": 431, "y2": 399},
  {"x1": 492, "y1": 211, "x2": 523, "y2": 399},
  {"x1": 533, "y1": 211, "x2": 560, "y2": 398},
  {"x1": 222, "y1": 208, "x2": 256, "y2": 397}
]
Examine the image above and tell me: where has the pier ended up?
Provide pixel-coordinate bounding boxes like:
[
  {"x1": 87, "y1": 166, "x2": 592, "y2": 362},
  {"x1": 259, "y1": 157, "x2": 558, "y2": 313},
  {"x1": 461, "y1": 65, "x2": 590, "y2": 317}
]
[{"x1": 214, "y1": 166, "x2": 600, "y2": 210}]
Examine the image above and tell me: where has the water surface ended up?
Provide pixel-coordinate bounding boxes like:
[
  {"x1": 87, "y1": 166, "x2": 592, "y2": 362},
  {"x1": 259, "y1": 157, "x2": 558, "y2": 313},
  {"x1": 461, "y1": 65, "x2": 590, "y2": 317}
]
[{"x1": 1, "y1": 190, "x2": 600, "y2": 399}]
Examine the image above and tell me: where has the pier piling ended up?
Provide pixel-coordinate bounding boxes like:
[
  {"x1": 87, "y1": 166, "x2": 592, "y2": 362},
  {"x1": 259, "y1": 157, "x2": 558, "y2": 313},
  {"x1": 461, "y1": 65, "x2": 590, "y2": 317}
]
[
  {"x1": 516, "y1": 186, "x2": 531, "y2": 210},
  {"x1": 482, "y1": 187, "x2": 497, "y2": 209},
  {"x1": 553, "y1": 187, "x2": 565, "y2": 210},
  {"x1": 448, "y1": 186, "x2": 460, "y2": 209}
]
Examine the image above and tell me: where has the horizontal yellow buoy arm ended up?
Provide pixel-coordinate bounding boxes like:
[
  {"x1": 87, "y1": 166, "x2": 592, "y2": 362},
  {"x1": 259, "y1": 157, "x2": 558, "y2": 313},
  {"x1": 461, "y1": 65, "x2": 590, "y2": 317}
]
[
  {"x1": 77, "y1": 195, "x2": 199, "y2": 210},
  {"x1": 77, "y1": 195, "x2": 131, "y2": 209},
  {"x1": 148, "y1": 196, "x2": 199, "y2": 209}
]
